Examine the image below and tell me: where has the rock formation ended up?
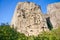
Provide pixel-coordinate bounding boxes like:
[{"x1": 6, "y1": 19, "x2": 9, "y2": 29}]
[
  {"x1": 11, "y1": 2, "x2": 49, "y2": 36},
  {"x1": 47, "y1": 2, "x2": 60, "y2": 29},
  {"x1": 11, "y1": 2, "x2": 60, "y2": 36}
]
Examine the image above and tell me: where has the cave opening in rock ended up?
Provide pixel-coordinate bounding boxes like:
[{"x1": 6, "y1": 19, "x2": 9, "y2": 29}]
[{"x1": 46, "y1": 17, "x2": 53, "y2": 30}]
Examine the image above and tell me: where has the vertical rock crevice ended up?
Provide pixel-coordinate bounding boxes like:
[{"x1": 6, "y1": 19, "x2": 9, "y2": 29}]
[{"x1": 46, "y1": 17, "x2": 53, "y2": 30}]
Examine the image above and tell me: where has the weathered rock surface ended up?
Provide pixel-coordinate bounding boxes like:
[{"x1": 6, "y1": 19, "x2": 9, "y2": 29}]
[
  {"x1": 11, "y1": 2, "x2": 49, "y2": 36},
  {"x1": 11, "y1": 2, "x2": 60, "y2": 36},
  {"x1": 47, "y1": 2, "x2": 60, "y2": 29}
]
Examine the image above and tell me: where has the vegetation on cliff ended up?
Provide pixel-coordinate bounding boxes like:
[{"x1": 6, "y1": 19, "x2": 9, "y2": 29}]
[{"x1": 0, "y1": 23, "x2": 60, "y2": 40}]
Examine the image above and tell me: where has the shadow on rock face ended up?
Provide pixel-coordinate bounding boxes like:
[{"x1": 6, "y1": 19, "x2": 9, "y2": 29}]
[{"x1": 46, "y1": 17, "x2": 53, "y2": 30}]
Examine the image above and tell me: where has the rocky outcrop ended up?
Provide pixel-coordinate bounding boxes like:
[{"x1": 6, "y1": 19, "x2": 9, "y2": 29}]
[
  {"x1": 11, "y1": 2, "x2": 49, "y2": 36},
  {"x1": 11, "y1": 2, "x2": 60, "y2": 36},
  {"x1": 47, "y1": 2, "x2": 60, "y2": 29}
]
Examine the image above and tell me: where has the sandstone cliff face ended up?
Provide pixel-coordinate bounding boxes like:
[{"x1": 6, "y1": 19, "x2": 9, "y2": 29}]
[
  {"x1": 11, "y1": 2, "x2": 49, "y2": 36},
  {"x1": 47, "y1": 2, "x2": 60, "y2": 29}
]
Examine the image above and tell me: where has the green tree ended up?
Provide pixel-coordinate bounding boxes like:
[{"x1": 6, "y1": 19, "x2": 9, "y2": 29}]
[{"x1": 0, "y1": 24, "x2": 19, "y2": 40}]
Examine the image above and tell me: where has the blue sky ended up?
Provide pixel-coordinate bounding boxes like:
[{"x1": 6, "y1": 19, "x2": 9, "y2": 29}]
[{"x1": 0, "y1": 0, "x2": 60, "y2": 25}]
